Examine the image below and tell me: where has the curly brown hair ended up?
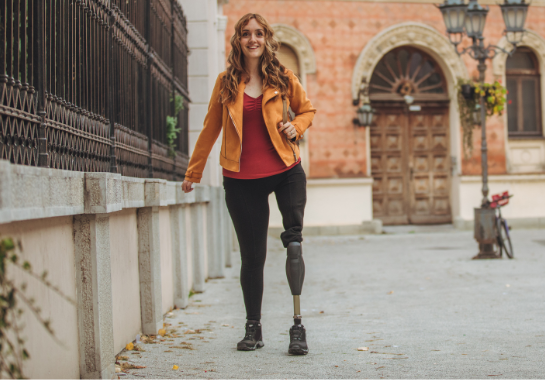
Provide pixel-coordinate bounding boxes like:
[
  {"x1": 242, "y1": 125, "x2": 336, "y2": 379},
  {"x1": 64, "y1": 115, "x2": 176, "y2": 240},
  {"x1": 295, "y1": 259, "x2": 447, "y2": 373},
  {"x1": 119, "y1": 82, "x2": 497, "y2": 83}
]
[{"x1": 220, "y1": 13, "x2": 290, "y2": 104}]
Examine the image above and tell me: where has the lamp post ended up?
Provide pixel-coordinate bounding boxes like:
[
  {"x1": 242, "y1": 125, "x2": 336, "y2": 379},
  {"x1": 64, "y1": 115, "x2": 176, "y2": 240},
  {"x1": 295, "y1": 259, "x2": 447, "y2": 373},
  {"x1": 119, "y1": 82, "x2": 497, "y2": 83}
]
[
  {"x1": 353, "y1": 80, "x2": 375, "y2": 127},
  {"x1": 438, "y1": 0, "x2": 529, "y2": 259}
]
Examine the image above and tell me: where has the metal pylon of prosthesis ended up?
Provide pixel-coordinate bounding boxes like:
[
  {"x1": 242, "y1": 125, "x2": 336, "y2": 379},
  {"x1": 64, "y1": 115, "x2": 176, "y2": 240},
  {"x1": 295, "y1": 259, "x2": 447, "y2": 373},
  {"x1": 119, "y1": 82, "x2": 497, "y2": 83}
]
[{"x1": 286, "y1": 242, "x2": 305, "y2": 324}]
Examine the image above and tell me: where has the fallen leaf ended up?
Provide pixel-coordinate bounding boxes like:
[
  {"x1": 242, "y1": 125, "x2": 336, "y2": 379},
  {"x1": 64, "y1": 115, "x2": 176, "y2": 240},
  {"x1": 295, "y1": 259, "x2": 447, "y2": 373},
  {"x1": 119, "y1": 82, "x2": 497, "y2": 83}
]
[
  {"x1": 320, "y1": 311, "x2": 324, "y2": 314},
  {"x1": 120, "y1": 362, "x2": 146, "y2": 370},
  {"x1": 358, "y1": 347, "x2": 369, "y2": 351},
  {"x1": 164, "y1": 350, "x2": 173, "y2": 352},
  {"x1": 388, "y1": 291, "x2": 394, "y2": 294},
  {"x1": 172, "y1": 345, "x2": 195, "y2": 350},
  {"x1": 133, "y1": 344, "x2": 146, "y2": 352},
  {"x1": 125, "y1": 342, "x2": 134, "y2": 351},
  {"x1": 158, "y1": 329, "x2": 166, "y2": 337},
  {"x1": 221, "y1": 324, "x2": 229, "y2": 327},
  {"x1": 116, "y1": 355, "x2": 129, "y2": 361},
  {"x1": 115, "y1": 364, "x2": 122, "y2": 373},
  {"x1": 173, "y1": 365, "x2": 179, "y2": 370}
]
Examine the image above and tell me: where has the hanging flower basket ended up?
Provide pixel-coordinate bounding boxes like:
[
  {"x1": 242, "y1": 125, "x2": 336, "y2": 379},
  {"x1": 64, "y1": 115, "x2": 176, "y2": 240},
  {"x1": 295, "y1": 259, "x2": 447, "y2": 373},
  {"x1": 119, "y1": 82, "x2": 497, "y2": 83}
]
[{"x1": 456, "y1": 78, "x2": 507, "y2": 158}]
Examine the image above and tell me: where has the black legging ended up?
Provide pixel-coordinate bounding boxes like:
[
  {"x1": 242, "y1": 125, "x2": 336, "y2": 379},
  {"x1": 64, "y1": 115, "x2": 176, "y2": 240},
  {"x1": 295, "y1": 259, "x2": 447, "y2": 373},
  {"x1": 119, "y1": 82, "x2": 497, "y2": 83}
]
[{"x1": 223, "y1": 163, "x2": 307, "y2": 321}]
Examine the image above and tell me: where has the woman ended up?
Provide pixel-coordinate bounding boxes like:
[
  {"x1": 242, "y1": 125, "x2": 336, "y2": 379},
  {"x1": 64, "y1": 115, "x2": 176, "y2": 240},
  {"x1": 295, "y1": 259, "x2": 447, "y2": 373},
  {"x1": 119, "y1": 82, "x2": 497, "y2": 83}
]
[{"x1": 182, "y1": 13, "x2": 316, "y2": 355}]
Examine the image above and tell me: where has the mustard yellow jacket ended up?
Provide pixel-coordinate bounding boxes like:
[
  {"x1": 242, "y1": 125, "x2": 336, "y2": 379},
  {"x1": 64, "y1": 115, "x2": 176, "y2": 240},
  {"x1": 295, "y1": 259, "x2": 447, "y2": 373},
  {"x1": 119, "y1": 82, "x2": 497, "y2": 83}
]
[{"x1": 184, "y1": 70, "x2": 317, "y2": 183}]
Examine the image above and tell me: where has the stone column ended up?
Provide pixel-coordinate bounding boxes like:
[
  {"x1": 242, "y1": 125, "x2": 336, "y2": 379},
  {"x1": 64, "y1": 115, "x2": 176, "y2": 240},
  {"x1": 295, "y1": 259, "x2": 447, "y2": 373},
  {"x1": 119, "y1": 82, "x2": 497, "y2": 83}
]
[
  {"x1": 189, "y1": 185, "x2": 210, "y2": 293},
  {"x1": 137, "y1": 205, "x2": 163, "y2": 335},
  {"x1": 74, "y1": 214, "x2": 115, "y2": 379},
  {"x1": 207, "y1": 186, "x2": 225, "y2": 279},
  {"x1": 170, "y1": 193, "x2": 190, "y2": 308},
  {"x1": 219, "y1": 188, "x2": 233, "y2": 268},
  {"x1": 74, "y1": 172, "x2": 121, "y2": 379}
]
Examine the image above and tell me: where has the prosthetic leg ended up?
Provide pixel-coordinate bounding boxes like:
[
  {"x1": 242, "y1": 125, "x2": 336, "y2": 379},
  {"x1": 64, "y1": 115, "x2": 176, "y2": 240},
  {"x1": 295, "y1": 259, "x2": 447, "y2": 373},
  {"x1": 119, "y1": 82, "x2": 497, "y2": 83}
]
[{"x1": 286, "y1": 242, "x2": 308, "y2": 355}]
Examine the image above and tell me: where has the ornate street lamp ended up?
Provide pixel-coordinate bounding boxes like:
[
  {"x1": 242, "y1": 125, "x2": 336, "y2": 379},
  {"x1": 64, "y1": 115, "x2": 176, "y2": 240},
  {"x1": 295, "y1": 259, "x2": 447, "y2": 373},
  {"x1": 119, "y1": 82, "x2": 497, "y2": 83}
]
[
  {"x1": 353, "y1": 80, "x2": 375, "y2": 127},
  {"x1": 356, "y1": 103, "x2": 375, "y2": 127},
  {"x1": 438, "y1": 0, "x2": 529, "y2": 259},
  {"x1": 464, "y1": 0, "x2": 488, "y2": 39},
  {"x1": 501, "y1": 0, "x2": 530, "y2": 45},
  {"x1": 438, "y1": 0, "x2": 467, "y2": 46}
]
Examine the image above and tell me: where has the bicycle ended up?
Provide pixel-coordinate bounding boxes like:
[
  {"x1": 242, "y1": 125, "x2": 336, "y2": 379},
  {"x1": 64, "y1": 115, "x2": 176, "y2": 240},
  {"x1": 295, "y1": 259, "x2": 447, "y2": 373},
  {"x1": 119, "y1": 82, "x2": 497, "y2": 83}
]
[{"x1": 490, "y1": 191, "x2": 514, "y2": 259}]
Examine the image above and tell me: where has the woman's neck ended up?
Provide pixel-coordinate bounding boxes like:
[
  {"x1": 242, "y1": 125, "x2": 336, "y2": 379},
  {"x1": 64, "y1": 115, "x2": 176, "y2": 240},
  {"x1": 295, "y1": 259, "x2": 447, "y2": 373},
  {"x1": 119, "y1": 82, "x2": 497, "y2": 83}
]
[{"x1": 244, "y1": 57, "x2": 261, "y2": 81}]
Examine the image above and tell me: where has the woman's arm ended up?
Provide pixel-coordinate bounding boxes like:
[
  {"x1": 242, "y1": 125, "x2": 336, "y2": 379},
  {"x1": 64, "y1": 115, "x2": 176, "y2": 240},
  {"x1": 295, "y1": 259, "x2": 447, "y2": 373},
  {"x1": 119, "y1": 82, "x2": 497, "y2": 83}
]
[
  {"x1": 184, "y1": 74, "x2": 225, "y2": 184},
  {"x1": 287, "y1": 71, "x2": 317, "y2": 141}
]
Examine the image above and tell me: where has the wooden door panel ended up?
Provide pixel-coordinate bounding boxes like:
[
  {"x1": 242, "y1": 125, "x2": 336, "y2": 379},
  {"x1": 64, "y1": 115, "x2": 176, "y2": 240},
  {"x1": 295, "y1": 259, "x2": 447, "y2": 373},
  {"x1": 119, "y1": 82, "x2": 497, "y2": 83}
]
[
  {"x1": 408, "y1": 109, "x2": 451, "y2": 224},
  {"x1": 370, "y1": 111, "x2": 409, "y2": 225}
]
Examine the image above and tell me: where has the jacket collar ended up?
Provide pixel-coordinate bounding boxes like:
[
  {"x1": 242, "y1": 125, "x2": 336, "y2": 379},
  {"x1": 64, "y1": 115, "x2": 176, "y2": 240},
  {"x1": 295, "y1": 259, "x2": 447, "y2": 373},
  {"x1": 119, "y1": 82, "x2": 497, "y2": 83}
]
[{"x1": 225, "y1": 79, "x2": 279, "y2": 135}]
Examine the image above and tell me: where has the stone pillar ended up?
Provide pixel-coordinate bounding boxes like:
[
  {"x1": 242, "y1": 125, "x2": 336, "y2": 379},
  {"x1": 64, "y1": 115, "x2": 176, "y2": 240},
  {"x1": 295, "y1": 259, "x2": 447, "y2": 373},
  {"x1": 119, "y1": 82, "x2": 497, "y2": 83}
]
[
  {"x1": 170, "y1": 200, "x2": 190, "y2": 309},
  {"x1": 219, "y1": 187, "x2": 233, "y2": 268},
  {"x1": 137, "y1": 206, "x2": 163, "y2": 334},
  {"x1": 137, "y1": 206, "x2": 163, "y2": 335},
  {"x1": 207, "y1": 186, "x2": 225, "y2": 278},
  {"x1": 189, "y1": 185, "x2": 210, "y2": 293},
  {"x1": 73, "y1": 172, "x2": 121, "y2": 379},
  {"x1": 74, "y1": 214, "x2": 115, "y2": 379},
  {"x1": 135, "y1": 179, "x2": 168, "y2": 333}
]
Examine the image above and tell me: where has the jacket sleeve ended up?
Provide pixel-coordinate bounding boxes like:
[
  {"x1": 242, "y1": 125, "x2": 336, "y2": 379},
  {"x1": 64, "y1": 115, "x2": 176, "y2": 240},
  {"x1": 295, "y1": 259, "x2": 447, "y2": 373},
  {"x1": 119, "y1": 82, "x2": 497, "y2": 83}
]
[
  {"x1": 288, "y1": 70, "x2": 317, "y2": 141},
  {"x1": 184, "y1": 74, "x2": 224, "y2": 183}
]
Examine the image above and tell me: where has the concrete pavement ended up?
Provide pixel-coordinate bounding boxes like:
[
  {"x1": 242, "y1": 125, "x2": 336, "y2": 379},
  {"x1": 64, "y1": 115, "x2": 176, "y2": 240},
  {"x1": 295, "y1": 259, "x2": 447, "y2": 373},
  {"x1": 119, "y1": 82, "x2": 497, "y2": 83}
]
[{"x1": 120, "y1": 227, "x2": 545, "y2": 379}]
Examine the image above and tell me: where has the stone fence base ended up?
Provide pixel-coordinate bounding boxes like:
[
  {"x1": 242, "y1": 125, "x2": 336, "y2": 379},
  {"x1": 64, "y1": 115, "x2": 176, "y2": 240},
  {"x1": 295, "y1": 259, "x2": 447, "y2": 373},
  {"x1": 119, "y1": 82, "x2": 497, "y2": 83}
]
[{"x1": 0, "y1": 160, "x2": 233, "y2": 379}]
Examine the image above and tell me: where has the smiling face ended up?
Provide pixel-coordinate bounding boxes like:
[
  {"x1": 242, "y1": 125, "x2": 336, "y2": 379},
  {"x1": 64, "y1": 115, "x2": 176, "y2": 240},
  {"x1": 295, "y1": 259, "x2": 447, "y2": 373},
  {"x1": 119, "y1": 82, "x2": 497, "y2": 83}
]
[{"x1": 240, "y1": 18, "x2": 266, "y2": 60}]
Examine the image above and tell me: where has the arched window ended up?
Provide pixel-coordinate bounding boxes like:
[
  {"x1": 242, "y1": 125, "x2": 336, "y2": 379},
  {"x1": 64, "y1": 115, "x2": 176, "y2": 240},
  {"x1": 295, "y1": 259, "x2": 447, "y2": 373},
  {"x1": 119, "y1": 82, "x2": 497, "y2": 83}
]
[
  {"x1": 506, "y1": 48, "x2": 542, "y2": 137},
  {"x1": 277, "y1": 44, "x2": 300, "y2": 79},
  {"x1": 369, "y1": 47, "x2": 447, "y2": 101}
]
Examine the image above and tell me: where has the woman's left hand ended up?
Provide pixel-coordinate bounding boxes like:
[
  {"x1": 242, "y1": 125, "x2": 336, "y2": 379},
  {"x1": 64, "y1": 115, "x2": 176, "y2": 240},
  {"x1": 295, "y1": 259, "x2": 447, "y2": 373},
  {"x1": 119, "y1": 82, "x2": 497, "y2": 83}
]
[{"x1": 277, "y1": 121, "x2": 297, "y2": 140}]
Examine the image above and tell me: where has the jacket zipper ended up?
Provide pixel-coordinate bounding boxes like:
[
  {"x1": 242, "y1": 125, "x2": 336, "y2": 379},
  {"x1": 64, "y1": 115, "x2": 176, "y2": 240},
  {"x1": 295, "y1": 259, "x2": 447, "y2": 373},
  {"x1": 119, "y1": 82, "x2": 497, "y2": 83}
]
[{"x1": 227, "y1": 107, "x2": 242, "y2": 172}]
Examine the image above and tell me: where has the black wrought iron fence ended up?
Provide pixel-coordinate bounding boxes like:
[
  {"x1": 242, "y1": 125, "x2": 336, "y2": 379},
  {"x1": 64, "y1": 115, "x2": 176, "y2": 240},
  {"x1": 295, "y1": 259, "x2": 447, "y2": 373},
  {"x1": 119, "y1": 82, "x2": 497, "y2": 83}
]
[{"x1": 1, "y1": 0, "x2": 189, "y2": 181}]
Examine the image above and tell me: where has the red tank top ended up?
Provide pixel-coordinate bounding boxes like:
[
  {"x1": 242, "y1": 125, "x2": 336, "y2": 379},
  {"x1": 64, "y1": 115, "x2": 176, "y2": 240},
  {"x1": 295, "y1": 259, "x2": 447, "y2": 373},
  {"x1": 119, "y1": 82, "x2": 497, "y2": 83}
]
[{"x1": 223, "y1": 93, "x2": 300, "y2": 179}]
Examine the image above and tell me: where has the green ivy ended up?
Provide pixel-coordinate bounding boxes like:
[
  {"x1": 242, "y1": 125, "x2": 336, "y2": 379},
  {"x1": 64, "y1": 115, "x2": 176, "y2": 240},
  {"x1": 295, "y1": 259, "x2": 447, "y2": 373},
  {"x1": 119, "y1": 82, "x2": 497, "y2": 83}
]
[
  {"x1": 166, "y1": 94, "x2": 185, "y2": 158},
  {"x1": 0, "y1": 237, "x2": 76, "y2": 378}
]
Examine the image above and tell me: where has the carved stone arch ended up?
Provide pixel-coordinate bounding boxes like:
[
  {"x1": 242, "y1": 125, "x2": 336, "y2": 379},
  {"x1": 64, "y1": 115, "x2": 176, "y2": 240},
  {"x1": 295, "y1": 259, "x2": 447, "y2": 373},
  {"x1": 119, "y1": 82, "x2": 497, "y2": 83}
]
[
  {"x1": 272, "y1": 24, "x2": 316, "y2": 175},
  {"x1": 352, "y1": 22, "x2": 468, "y2": 100},
  {"x1": 492, "y1": 29, "x2": 545, "y2": 78},
  {"x1": 352, "y1": 22, "x2": 469, "y2": 218},
  {"x1": 272, "y1": 24, "x2": 317, "y2": 88}
]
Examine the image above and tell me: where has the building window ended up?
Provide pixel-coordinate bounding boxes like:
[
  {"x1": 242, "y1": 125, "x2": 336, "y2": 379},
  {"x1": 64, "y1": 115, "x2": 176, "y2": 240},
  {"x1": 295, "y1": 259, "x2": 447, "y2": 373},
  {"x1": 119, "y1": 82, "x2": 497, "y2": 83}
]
[
  {"x1": 277, "y1": 44, "x2": 301, "y2": 80},
  {"x1": 506, "y1": 48, "x2": 542, "y2": 137}
]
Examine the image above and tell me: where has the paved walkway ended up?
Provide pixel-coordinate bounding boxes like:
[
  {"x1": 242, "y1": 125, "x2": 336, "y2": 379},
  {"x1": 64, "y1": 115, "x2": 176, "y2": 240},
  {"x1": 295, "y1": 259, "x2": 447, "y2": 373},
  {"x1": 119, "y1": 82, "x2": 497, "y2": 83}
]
[{"x1": 121, "y1": 227, "x2": 545, "y2": 379}]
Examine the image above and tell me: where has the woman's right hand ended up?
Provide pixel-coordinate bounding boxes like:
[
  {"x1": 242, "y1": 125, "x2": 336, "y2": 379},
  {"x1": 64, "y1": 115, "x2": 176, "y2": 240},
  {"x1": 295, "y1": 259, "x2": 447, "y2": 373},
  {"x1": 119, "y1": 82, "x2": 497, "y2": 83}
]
[{"x1": 182, "y1": 180, "x2": 194, "y2": 193}]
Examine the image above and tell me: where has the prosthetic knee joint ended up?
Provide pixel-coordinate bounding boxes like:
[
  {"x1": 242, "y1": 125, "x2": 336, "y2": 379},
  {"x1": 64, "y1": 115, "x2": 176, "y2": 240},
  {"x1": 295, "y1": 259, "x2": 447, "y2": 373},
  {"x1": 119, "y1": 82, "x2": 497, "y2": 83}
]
[{"x1": 286, "y1": 242, "x2": 305, "y2": 325}]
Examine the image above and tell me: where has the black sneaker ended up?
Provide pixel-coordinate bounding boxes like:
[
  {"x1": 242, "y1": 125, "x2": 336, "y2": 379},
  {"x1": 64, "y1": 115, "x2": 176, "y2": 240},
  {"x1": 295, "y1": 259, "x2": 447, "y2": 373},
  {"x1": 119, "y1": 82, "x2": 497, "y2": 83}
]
[
  {"x1": 288, "y1": 324, "x2": 309, "y2": 355},
  {"x1": 237, "y1": 320, "x2": 264, "y2": 351}
]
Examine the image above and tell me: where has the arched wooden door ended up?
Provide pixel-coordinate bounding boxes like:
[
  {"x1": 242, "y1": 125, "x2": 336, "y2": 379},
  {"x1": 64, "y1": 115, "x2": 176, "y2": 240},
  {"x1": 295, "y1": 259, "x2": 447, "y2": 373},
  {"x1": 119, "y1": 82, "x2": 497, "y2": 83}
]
[{"x1": 369, "y1": 47, "x2": 452, "y2": 225}]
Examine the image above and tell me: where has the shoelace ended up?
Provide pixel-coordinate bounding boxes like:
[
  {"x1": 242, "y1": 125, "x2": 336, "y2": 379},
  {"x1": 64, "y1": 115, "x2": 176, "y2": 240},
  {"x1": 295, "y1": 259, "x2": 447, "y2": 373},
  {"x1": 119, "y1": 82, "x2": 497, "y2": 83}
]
[
  {"x1": 244, "y1": 325, "x2": 257, "y2": 340},
  {"x1": 290, "y1": 328, "x2": 303, "y2": 341}
]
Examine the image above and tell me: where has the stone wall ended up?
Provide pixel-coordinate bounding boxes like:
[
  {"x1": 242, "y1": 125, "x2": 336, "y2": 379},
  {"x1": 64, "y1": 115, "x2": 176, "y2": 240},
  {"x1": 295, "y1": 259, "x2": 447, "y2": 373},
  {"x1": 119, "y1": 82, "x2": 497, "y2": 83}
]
[{"x1": 0, "y1": 159, "x2": 233, "y2": 379}]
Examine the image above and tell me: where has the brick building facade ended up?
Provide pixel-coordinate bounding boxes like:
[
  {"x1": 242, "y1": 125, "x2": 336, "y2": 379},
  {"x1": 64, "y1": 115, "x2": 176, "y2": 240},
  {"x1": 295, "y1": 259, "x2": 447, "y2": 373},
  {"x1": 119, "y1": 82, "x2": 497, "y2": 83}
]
[{"x1": 221, "y1": 0, "x2": 545, "y2": 229}]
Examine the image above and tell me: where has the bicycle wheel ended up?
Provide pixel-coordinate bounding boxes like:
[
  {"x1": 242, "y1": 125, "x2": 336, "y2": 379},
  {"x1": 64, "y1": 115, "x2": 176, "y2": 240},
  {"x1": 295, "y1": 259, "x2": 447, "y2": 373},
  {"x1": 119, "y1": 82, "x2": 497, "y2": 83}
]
[{"x1": 497, "y1": 218, "x2": 514, "y2": 259}]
